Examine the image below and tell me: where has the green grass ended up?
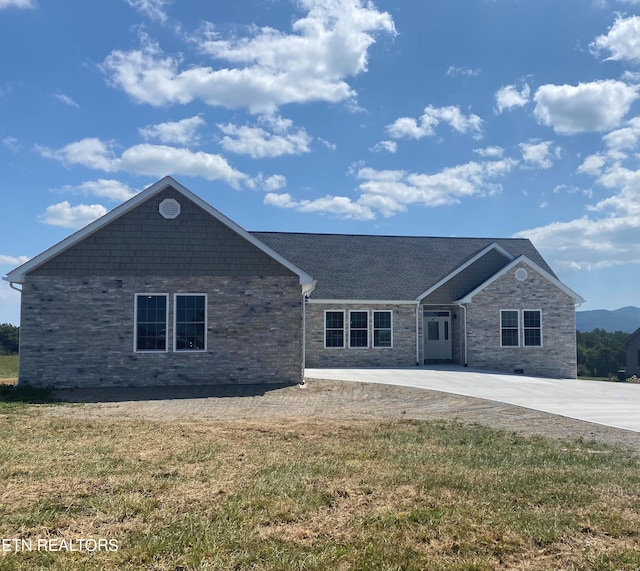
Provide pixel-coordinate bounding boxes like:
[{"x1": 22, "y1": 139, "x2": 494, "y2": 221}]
[
  {"x1": 0, "y1": 414, "x2": 639, "y2": 570},
  {"x1": 0, "y1": 354, "x2": 18, "y2": 379}
]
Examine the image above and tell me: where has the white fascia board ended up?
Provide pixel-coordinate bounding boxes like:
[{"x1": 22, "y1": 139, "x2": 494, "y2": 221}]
[
  {"x1": 4, "y1": 176, "x2": 314, "y2": 286},
  {"x1": 308, "y1": 299, "x2": 418, "y2": 305},
  {"x1": 456, "y1": 255, "x2": 586, "y2": 304},
  {"x1": 416, "y1": 242, "x2": 514, "y2": 301}
]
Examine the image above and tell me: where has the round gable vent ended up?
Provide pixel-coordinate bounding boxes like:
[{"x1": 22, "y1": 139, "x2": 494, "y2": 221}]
[
  {"x1": 515, "y1": 268, "x2": 528, "y2": 282},
  {"x1": 159, "y1": 198, "x2": 181, "y2": 219}
]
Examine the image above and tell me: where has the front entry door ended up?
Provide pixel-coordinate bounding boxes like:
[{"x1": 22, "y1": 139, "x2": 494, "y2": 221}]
[{"x1": 424, "y1": 312, "x2": 452, "y2": 361}]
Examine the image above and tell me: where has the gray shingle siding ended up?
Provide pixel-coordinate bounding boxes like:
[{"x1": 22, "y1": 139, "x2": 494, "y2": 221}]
[{"x1": 31, "y1": 187, "x2": 296, "y2": 278}]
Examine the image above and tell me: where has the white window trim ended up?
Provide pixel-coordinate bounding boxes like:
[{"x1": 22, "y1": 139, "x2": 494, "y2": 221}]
[
  {"x1": 522, "y1": 309, "x2": 543, "y2": 348},
  {"x1": 348, "y1": 310, "x2": 369, "y2": 349},
  {"x1": 373, "y1": 310, "x2": 394, "y2": 349},
  {"x1": 134, "y1": 293, "x2": 169, "y2": 353},
  {"x1": 500, "y1": 309, "x2": 520, "y2": 348},
  {"x1": 324, "y1": 309, "x2": 346, "y2": 349},
  {"x1": 173, "y1": 293, "x2": 208, "y2": 352}
]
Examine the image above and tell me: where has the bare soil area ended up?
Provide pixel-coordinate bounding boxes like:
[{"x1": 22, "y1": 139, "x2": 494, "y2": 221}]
[{"x1": 44, "y1": 378, "x2": 640, "y2": 453}]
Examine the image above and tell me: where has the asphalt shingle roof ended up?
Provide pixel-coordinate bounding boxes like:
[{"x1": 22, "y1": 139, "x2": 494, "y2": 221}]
[{"x1": 252, "y1": 232, "x2": 554, "y2": 301}]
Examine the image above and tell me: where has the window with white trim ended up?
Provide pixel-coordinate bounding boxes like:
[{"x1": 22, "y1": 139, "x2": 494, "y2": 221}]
[
  {"x1": 500, "y1": 310, "x2": 519, "y2": 347},
  {"x1": 349, "y1": 311, "x2": 368, "y2": 348},
  {"x1": 325, "y1": 311, "x2": 345, "y2": 348},
  {"x1": 373, "y1": 311, "x2": 392, "y2": 348},
  {"x1": 523, "y1": 310, "x2": 542, "y2": 347},
  {"x1": 174, "y1": 294, "x2": 207, "y2": 351},
  {"x1": 135, "y1": 294, "x2": 168, "y2": 352}
]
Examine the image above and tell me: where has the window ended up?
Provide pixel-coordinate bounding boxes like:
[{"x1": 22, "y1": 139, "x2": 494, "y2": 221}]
[
  {"x1": 523, "y1": 310, "x2": 542, "y2": 347},
  {"x1": 373, "y1": 311, "x2": 392, "y2": 347},
  {"x1": 500, "y1": 310, "x2": 519, "y2": 347},
  {"x1": 325, "y1": 311, "x2": 345, "y2": 348},
  {"x1": 135, "y1": 294, "x2": 168, "y2": 352},
  {"x1": 349, "y1": 311, "x2": 368, "y2": 348},
  {"x1": 174, "y1": 294, "x2": 207, "y2": 351}
]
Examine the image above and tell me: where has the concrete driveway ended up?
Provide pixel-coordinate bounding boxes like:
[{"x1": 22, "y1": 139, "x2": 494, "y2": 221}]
[{"x1": 305, "y1": 365, "x2": 640, "y2": 433}]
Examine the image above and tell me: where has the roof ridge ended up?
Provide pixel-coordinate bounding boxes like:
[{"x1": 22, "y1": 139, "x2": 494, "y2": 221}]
[{"x1": 251, "y1": 231, "x2": 531, "y2": 241}]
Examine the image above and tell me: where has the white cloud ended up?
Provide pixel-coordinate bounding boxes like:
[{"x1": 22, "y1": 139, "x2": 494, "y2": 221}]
[
  {"x1": 494, "y1": 83, "x2": 530, "y2": 114},
  {"x1": 38, "y1": 138, "x2": 249, "y2": 188},
  {"x1": 446, "y1": 66, "x2": 480, "y2": 78},
  {"x1": 318, "y1": 138, "x2": 336, "y2": 151},
  {"x1": 602, "y1": 116, "x2": 640, "y2": 151},
  {"x1": 386, "y1": 105, "x2": 483, "y2": 140},
  {"x1": 120, "y1": 144, "x2": 247, "y2": 187},
  {"x1": 519, "y1": 140, "x2": 561, "y2": 169},
  {"x1": 473, "y1": 145, "x2": 504, "y2": 158},
  {"x1": 515, "y1": 214, "x2": 640, "y2": 271},
  {"x1": 37, "y1": 138, "x2": 119, "y2": 171},
  {"x1": 577, "y1": 154, "x2": 607, "y2": 176},
  {"x1": 53, "y1": 93, "x2": 79, "y2": 108},
  {"x1": 39, "y1": 201, "x2": 108, "y2": 229},
  {"x1": 139, "y1": 116, "x2": 205, "y2": 145},
  {"x1": 264, "y1": 192, "x2": 375, "y2": 220},
  {"x1": 0, "y1": 254, "x2": 30, "y2": 266},
  {"x1": 103, "y1": 1, "x2": 395, "y2": 114},
  {"x1": 590, "y1": 15, "x2": 640, "y2": 63},
  {"x1": 124, "y1": 0, "x2": 170, "y2": 22},
  {"x1": 533, "y1": 80, "x2": 638, "y2": 134},
  {"x1": 356, "y1": 159, "x2": 517, "y2": 213},
  {"x1": 245, "y1": 157, "x2": 518, "y2": 220},
  {"x1": 370, "y1": 140, "x2": 397, "y2": 153},
  {"x1": 217, "y1": 115, "x2": 312, "y2": 158},
  {"x1": 61, "y1": 179, "x2": 138, "y2": 201},
  {"x1": 2, "y1": 136, "x2": 20, "y2": 153},
  {"x1": 258, "y1": 174, "x2": 287, "y2": 192},
  {"x1": 0, "y1": 0, "x2": 35, "y2": 8}
]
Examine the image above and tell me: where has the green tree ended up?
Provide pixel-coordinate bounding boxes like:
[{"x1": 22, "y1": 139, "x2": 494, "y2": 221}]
[
  {"x1": 0, "y1": 324, "x2": 19, "y2": 354},
  {"x1": 576, "y1": 329, "x2": 628, "y2": 377}
]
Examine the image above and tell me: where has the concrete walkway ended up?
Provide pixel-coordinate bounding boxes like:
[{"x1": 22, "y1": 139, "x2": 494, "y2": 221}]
[{"x1": 305, "y1": 365, "x2": 640, "y2": 433}]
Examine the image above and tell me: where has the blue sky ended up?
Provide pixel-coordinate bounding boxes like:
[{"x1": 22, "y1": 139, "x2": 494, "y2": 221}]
[{"x1": 1, "y1": 0, "x2": 639, "y2": 325}]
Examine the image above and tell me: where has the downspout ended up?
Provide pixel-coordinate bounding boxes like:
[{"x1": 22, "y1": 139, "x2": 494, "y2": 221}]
[
  {"x1": 415, "y1": 301, "x2": 420, "y2": 365},
  {"x1": 300, "y1": 281, "x2": 316, "y2": 386},
  {"x1": 457, "y1": 302, "x2": 468, "y2": 366},
  {"x1": 9, "y1": 282, "x2": 22, "y2": 292}
]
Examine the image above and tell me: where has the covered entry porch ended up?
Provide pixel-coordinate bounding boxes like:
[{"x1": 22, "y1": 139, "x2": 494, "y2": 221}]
[{"x1": 420, "y1": 306, "x2": 465, "y2": 365}]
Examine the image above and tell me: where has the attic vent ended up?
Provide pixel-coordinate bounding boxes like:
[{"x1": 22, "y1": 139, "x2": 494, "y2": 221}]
[
  {"x1": 515, "y1": 268, "x2": 528, "y2": 282},
  {"x1": 159, "y1": 199, "x2": 181, "y2": 219}
]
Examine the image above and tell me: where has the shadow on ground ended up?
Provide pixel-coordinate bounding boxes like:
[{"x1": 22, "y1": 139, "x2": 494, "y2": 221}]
[{"x1": 50, "y1": 382, "x2": 297, "y2": 403}]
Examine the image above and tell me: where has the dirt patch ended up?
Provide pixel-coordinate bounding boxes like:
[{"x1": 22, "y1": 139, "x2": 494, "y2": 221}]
[{"x1": 41, "y1": 379, "x2": 640, "y2": 454}]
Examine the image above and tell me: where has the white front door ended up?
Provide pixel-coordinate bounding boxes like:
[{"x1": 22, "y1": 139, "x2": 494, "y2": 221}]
[{"x1": 424, "y1": 312, "x2": 452, "y2": 361}]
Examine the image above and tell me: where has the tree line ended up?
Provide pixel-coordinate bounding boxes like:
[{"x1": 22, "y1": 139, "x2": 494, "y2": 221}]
[
  {"x1": 0, "y1": 323, "x2": 631, "y2": 377},
  {"x1": 576, "y1": 329, "x2": 629, "y2": 378},
  {"x1": 0, "y1": 324, "x2": 19, "y2": 355}
]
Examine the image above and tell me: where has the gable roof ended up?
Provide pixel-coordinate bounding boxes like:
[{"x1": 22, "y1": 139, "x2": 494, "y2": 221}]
[
  {"x1": 4, "y1": 176, "x2": 314, "y2": 286},
  {"x1": 457, "y1": 255, "x2": 585, "y2": 305},
  {"x1": 253, "y1": 232, "x2": 556, "y2": 301}
]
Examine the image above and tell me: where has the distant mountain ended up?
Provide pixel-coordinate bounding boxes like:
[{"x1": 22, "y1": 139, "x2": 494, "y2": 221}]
[{"x1": 576, "y1": 306, "x2": 640, "y2": 333}]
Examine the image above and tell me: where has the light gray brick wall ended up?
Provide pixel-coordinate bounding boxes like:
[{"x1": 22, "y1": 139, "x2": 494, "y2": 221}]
[
  {"x1": 18, "y1": 275, "x2": 303, "y2": 388},
  {"x1": 305, "y1": 303, "x2": 418, "y2": 367},
  {"x1": 465, "y1": 263, "x2": 577, "y2": 378}
]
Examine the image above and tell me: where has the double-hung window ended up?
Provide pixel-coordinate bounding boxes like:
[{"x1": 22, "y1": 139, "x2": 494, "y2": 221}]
[
  {"x1": 373, "y1": 311, "x2": 392, "y2": 348},
  {"x1": 135, "y1": 294, "x2": 168, "y2": 352},
  {"x1": 325, "y1": 311, "x2": 345, "y2": 348},
  {"x1": 500, "y1": 309, "x2": 542, "y2": 347},
  {"x1": 174, "y1": 294, "x2": 207, "y2": 351},
  {"x1": 500, "y1": 310, "x2": 520, "y2": 347},
  {"x1": 349, "y1": 311, "x2": 368, "y2": 348},
  {"x1": 523, "y1": 310, "x2": 542, "y2": 347}
]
